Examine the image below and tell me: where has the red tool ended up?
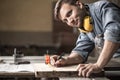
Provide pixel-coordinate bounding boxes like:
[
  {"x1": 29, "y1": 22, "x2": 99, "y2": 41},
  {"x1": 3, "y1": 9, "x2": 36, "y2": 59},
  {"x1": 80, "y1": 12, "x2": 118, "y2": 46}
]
[{"x1": 45, "y1": 54, "x2": 50, "y2": 64}]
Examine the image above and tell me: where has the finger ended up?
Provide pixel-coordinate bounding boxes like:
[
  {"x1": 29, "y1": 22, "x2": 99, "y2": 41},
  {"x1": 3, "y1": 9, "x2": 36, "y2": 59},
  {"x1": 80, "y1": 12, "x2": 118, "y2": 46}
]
[
  {"x1": 54, "y1": 59, "x2": 64, "y2": 67},
  {"x1": 54, "y1": 60, "x2": 60, "y2": 66},
  {"x1": 51, "y1": 55, "x2": 60, "y2": 62},
  {"x1": 76, "y1": 64, "x2": 84, "y2": 70},
  {"x1": 51, "y1": 55, "x2": 58, "y2": 60},
  {"x1": 86, "y1": 68, "x2": 93, "y2": 77},
  {"x1": 78, "y1": 66, "x2": 86, "y2": 76},
  {"x1": 76, "y1": 64, "x2": 89, "y2": 77},
  {"x1": 82, "y1": 65, "x2": 91, "y2": 77},
  {"x1": 76, "y1": 64, "x2": 85, "y2": 76},
  {"x1": 82, "y1": 67, "x2": 89, "y2": 77},
  {"x1": 78, "y1": 69, "x2": 82, "y2": 76},
  {"x1": 51, "y1": 55, "x2": 59, "y2": 66},
  {"x1": 51, "y1": 58, "x2": 55, "y2": 66}
]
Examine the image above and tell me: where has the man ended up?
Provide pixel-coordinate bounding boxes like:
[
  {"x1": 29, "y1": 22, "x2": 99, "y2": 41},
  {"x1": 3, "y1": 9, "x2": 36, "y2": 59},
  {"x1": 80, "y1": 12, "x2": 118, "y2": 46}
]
[{"x1": 51, "y1": 0, "x2": 120, "y2": 77}]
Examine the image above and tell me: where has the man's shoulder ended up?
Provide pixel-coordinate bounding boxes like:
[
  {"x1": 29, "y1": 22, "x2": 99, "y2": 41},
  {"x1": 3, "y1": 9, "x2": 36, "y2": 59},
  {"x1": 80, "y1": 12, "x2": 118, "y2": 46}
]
[
  {"x1": 91, "y1": 0, "x2": 110, "y2": 7},
  {"x1": 88, "y1": 0, "x2": 111, "y2": 11},
  {"x1": 93, "y1": 0, "x2": 109, "y2": 4},
  {"x1": 95, "y1": 0, "x2": 109, "y2": 3}
]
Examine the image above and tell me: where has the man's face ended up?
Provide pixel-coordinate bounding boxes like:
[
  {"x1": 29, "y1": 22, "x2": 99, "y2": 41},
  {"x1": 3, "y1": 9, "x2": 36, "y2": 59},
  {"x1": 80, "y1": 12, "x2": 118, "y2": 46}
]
[{"x1": 59, "y1": 3, "x2": 86, "y2": 28}]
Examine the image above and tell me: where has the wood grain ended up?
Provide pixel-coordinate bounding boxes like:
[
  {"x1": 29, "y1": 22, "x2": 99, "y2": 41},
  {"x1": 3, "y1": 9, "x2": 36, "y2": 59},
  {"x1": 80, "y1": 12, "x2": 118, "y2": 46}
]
[{"x1": 33, "y1": 63, "x2": 104, "y2": 78}]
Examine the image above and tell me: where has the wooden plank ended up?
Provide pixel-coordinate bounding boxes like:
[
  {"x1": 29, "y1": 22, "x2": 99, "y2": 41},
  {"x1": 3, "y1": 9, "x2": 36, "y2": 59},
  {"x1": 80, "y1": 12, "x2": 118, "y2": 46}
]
[
  {"x1": 59, "y1": 77, "x2": 110, "y2": 80},
  {"x1": 33, "y1": 63, "x2": 78, "y2": 77},
  {"x1": 60, "y1": 77, "x2": 91, "y2": 80},
  {"x1": 33, "y1": 63, "x2": 104, "y2": 78},
  {"x1": 33, "y1": 57, "x2": 120, "y2": 78}
]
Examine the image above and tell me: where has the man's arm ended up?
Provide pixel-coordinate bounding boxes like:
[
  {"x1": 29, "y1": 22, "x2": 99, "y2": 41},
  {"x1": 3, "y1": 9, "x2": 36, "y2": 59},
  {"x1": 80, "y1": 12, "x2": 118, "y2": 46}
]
[
  {"x1": 66, "y1": 52, "x2": 84, "y2": 65},
  {"x1": 96, "y1": 40, "x2": 120, "y2": 68},
  {"x1": 76, "y1": 40, "x2": 120, "y2": 77},
  {"x1": 51, "y1": 33, "x2": 94, "y2": 66}
]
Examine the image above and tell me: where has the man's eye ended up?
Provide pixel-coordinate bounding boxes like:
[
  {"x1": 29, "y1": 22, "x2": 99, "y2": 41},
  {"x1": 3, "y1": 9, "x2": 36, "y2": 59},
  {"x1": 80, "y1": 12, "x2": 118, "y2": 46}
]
[{"x1": 67, "y1": 10, "x2": 72, "y2": 17}]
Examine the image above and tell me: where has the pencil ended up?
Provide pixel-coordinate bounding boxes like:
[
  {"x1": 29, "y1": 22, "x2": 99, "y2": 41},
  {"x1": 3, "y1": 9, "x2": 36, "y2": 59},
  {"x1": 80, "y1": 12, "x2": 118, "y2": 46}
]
[{"x1": 57, "y1": 53, "x2": 64, "y2": 60}]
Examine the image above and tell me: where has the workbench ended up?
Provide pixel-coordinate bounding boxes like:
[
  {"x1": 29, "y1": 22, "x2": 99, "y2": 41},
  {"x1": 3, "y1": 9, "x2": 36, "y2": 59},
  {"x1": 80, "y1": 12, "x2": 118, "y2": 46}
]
[{"x1": 0, "y1": 56, "x2": 119, "y2": 80}]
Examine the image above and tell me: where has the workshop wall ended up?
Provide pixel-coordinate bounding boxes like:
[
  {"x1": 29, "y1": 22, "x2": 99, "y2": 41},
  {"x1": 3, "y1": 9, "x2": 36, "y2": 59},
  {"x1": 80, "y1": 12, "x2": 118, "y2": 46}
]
[
  {"x1": 0, "y1": 0, "x2": 54, "y2": 47},
  {"x1": 0, "y1": 0, "x2": 52, "y2": 32},
  {"x1": 0, "y1": 0, "x2": 120, "y2": 55},
  {"x1": 0, "y1": 0, "x2": 119, "y2": 31}
]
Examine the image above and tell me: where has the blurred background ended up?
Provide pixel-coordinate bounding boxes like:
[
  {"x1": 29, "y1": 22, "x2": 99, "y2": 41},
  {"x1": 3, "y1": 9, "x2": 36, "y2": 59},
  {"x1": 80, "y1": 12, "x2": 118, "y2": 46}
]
[{"x1": 0, "y1": 0, "x2": 119, "y2": 56}]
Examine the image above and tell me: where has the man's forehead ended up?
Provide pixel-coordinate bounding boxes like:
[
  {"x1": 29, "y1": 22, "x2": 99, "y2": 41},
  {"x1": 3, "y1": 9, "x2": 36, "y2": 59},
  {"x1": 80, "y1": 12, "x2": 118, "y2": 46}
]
[{"x1": 59, "y1": 3, "x2": 71, "y2": 20}]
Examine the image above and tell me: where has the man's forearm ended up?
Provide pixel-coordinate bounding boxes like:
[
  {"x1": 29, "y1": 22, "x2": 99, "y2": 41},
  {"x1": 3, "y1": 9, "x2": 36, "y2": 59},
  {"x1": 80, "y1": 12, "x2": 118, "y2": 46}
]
[
  {"x1": 66, "y1": 52, "x2": 84, "y2": 65},
  {"x1": 96, "y1": 40, "x2": 120, "y2": 68}
]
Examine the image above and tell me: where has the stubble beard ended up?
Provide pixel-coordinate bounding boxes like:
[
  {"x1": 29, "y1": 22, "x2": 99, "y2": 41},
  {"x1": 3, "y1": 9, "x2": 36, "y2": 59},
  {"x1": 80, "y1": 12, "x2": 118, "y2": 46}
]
[{"x1": 78, "y1": 8, "x2": 88, "y2": 29}]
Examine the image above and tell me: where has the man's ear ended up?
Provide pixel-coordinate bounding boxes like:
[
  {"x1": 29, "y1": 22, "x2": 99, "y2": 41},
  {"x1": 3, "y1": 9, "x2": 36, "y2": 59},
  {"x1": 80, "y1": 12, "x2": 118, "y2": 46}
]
[{"x1": 75, "y1": 0, "x2": 83, "y2": 8}]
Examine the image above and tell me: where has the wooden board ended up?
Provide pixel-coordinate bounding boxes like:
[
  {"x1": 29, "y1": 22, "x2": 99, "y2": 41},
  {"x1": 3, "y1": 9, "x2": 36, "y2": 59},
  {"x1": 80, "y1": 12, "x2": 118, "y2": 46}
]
[
  {"x1": 33, "y1": 63, "x2": 104, "y2": 78},
  {"x1": 33, "y1": 57, "x2": 120, "y2": 78},
  {"x1": 59, "y1": 77, "x2": 110, "y2": 80},
  {"x1": 33, "y1": 63, "x2": 78, "y2": 77}
]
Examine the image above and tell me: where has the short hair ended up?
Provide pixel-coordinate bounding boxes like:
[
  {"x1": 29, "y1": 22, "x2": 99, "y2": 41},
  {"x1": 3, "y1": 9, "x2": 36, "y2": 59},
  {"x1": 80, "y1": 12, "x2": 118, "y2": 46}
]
[{"x1": 54, "y1": 0, "x2": 78, "y2": 21}]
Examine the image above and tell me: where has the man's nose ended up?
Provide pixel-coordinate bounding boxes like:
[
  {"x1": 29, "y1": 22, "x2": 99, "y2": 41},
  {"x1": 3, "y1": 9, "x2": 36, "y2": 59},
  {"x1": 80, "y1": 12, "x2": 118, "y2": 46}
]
[{"x1": 68, "y1": 18, "x2": 74, "y2": 25}]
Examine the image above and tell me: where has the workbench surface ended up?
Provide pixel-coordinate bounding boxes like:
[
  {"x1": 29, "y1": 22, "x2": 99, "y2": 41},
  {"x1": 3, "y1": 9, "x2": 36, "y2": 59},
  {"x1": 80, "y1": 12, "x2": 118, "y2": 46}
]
[{"x1": 0, "y1": 56, "x2": 119, "y2": 80}]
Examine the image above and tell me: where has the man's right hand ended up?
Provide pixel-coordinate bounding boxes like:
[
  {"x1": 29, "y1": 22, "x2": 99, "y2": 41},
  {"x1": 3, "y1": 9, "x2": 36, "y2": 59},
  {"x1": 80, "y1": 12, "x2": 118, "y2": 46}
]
[
  {"x1": 50, "y1": 52, "x2": 84, "y2": 67},
  {"x1": 51, "y1": 55, "x2": 68, "y2": 67}
]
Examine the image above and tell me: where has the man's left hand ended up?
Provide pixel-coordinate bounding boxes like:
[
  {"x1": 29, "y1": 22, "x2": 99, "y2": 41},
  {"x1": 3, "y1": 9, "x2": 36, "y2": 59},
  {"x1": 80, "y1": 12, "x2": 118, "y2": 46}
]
[{"x1": 76, "y1": 63, "x2": 102, "y2": 77}]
